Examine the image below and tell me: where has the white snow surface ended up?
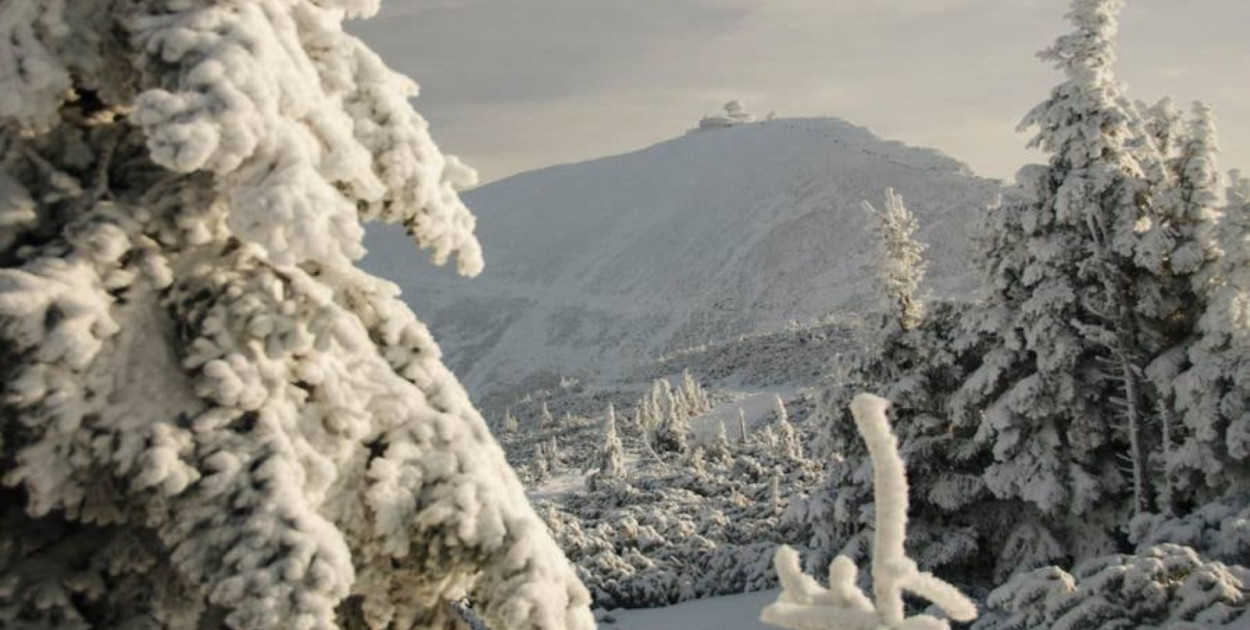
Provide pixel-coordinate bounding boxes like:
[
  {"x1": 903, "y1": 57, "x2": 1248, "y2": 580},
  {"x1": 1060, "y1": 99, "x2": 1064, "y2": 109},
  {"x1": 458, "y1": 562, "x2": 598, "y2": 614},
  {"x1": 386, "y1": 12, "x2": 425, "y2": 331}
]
[
  {"x1": 605, "y1": 589, "x2": 780, "y2": 630},
  {"x1": 363, "y1": 118, "x2": 1000, "y2": 398}
]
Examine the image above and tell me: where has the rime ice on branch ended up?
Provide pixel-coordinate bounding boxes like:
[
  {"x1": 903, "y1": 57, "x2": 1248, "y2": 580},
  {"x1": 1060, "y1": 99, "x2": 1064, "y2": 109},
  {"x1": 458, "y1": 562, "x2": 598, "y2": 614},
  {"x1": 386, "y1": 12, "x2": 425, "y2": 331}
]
[{"x1": 761, "y1": 394, "x2": 976, "y2": 630}]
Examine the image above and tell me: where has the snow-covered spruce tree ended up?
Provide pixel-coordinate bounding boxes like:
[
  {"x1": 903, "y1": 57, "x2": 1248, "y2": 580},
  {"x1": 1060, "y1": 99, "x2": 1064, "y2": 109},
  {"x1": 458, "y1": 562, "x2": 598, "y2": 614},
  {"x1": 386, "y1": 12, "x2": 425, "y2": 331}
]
[
  {"x1": 863, "y1": 188, "x2": 928, "y2": 331},
  {"x1": 768, "y1": 469, "x2": 783, "y2": 516},
  {"x1": 807, "y1": 188, "x2": 994, "y2": 584},
  {"x1": 652, "y1": 383, "x2": 690, "y2": 455},
  {"x1": 954, "y1": 0, "x2": 1212, "y2": 555},
  {"x1": 805, "y1": 299, "x2": 999, "y2": 588},
  {"x1": 0, "y1": 3, "x2": 591, "y2": 630},
  {"x1": 1133, "y1": 100, "x2": 1223, "y2": 514},
  {"x1": 587, "y1": 404, "x2": 626, "y2": 491},
  {"x1": 546, "y1": 436, "x2": 562, "y2": 471},
  {"x1": 1138, "y1": 98, "x2": 1184, "y2": 159},
  {"x1": 540, "y1": 401, "x2": 555, "y2": 429},
  {"x1": 1170, "y1": 165, "x2": 1250, "y2": 507},
  {"x1": 761, "y1": 394, "x2": 977, "y2": 630},
  {"x1": 709, "y1": 418, "x2": 732, "y2": 462},
  {"x1": 503, "y1": 407, "x2": 520, "y2": 436},
  {"x1": 631, "y1": 379, "x2": 670, "y2": 438},
  {"x1": 679, "y1": 369, "x2": 712, "y2": 416},
  {"x1": 773, "y1": 395, "x2": 802, "y2": 461}
]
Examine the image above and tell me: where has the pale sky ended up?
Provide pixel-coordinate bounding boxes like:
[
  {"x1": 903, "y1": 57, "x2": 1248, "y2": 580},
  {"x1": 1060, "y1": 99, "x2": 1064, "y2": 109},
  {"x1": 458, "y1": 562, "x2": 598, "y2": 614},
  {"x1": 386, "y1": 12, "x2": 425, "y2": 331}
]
[{"x1": 350, "y1": 0, "x2": 1249, "y2": 185}]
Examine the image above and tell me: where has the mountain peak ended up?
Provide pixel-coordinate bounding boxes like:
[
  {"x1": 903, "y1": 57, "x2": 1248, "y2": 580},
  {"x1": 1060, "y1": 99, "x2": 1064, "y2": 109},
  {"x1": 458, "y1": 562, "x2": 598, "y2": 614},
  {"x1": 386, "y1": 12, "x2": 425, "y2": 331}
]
[{"x1": 363, "y1": 116, "x2": 1000, "y2": 398}]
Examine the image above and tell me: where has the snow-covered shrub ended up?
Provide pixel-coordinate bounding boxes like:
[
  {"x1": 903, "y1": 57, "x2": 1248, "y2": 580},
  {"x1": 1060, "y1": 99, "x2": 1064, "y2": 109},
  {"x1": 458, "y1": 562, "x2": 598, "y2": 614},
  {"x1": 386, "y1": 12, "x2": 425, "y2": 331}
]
[
  {"x1": 761, "y1": 394, "x2": 977, "y2": 630},
  {"x1": 1130, "y1": 494, "x2": 1250, "y2": 567},
  {"x1": 975, "y1": 544, "x2": 1249, "y2": 630},
  {"x1": 0, "y1": 2, "x2": 590, "y2": 629},
  {"x1": 539, "y1": 404, "x2": 823, "y2": 611}
]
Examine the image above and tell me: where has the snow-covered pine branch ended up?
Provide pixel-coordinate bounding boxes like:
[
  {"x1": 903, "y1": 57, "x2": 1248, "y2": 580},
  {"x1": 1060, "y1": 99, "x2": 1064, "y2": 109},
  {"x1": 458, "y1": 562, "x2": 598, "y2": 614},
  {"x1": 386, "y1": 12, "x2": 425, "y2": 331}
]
[{"x1": 761, "y1": 394, "x2": 976, "y2": 630}]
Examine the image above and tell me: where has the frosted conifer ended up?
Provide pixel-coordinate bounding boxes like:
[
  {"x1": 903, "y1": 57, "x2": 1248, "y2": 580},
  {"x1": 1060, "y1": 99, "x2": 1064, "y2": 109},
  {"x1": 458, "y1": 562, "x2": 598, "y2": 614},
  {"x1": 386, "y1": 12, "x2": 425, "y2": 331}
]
[
  {"x1": 768, "y1": 469, "x2": 784, "y2": 516},
  {"x1": 653, "y1": 394, "x2": 690, "y2": 455},
  {"x1": 863, "y1": 188, "x2": 928, "y2": 331},
  {"x1": 588, "y1": 404, "x2": 626, "y2": 490},
  {"x1": 0, "y1": 2, "x2": 591, "y2": 629},
  {"x1": 710, "y1": 418, "x2": 732, "y2": 461},
  {"x1": 679, "y1": 368, "x2": 711, "y2": 414},
  {"x1": 957, "y1": 0, "x2": 1183, "y2": 526},
  {"x1": 1172, "y1": 169, "x2": 1250, "y2": 501},
  {"x1": 547, "y1": 436, "x2": 561, "y2": 470},
  {"x1": 1139, "y1": 97, "x2": 1185, "y2": 158},
  {"x1": 774, "y1": 395, "x2": 802, "y2": 460}
]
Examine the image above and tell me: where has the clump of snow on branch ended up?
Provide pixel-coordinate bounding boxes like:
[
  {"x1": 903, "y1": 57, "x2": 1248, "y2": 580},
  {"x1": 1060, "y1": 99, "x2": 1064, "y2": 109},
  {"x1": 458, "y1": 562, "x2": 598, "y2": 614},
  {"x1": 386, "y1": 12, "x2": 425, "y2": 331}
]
[
  {"x1": 126, "y1": 0, "x2": 484, "y2": 273},
  {"x1": 761, "y1": 393, "x2": 976, "y2": 630}
]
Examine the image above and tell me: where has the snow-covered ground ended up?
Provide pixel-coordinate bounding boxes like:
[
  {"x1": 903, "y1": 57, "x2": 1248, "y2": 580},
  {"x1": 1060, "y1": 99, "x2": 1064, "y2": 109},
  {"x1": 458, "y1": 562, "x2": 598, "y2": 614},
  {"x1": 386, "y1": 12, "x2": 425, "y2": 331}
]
[
  {"x1": 604, "y1": 590, "x2": 778, "y2": 630},
  {"x1": 688, "y1": 391, "x2": 794, "y2": 441}
]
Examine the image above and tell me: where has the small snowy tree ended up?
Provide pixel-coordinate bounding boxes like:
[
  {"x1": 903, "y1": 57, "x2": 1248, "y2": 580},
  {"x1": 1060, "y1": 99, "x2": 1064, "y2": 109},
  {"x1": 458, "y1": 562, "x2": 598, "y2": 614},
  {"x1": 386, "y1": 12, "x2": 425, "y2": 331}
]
[
  {"x1": 710, "y1": 418, "x2": 732, "y2": 461},
  {"x1": 653, "y1": 383, "x2": 690, "y2": 455},
  {"x1": 1172, "y1": 168, "x2": 1250, "y2": 503},
  {"x1": 1135, "y1": 97, "x2": 1225, "y2": 513},
  {"x1": 533, "y1": 451, "x2": 551, "y2": 484},
  {"x1": 0, "y1": 2, "x2": 591, "y2": 629},
  {"x1": 739, "y1": 408, "x2": 751, "y2": 443},
  {"x1": 863, "y1": 188, "x2": 928, "y2": 331},
  {"x1": 761, "y1": 394, "x2": 977, "y2": 630},
  {"x1": 540, "y1": 401, "x2": 555, "y2": 429},
  {"x1": 679, "y1": 368, "x2": 712, "y2": 415},
  {"x1": 547, "y1": 436, "x2": 562, "y2": 471},
  {"x1": 588, "y1": 404, "x2": 626, "y2": 490},
  {"x1": 768, "y1": 469, "x2": 784, "y2": 516},
  {"x1": 504, "y1": 407, "x2": 520, "y2": 435},
  {"x1": 774, "y1": 395, "x2": 802, "y2": 460}
]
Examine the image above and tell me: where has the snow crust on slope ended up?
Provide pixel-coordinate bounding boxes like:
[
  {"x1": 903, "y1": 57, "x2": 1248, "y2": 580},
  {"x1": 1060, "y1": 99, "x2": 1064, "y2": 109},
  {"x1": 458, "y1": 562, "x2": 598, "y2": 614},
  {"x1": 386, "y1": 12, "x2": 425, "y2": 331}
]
[{"x1": 363, "y1": 118, "x2": 1000, "y2": 398}]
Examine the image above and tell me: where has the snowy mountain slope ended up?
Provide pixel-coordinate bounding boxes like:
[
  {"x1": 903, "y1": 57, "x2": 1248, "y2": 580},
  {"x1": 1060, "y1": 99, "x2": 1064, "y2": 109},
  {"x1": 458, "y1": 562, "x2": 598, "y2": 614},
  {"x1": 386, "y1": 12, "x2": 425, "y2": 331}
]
[{"x1": 363, "y1": 117, "x2": 1001, "y2": 398}]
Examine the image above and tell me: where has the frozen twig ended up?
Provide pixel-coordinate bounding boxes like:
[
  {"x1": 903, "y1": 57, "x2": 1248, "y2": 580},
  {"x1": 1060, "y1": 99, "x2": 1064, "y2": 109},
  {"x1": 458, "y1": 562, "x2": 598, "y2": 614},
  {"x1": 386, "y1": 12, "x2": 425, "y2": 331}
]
[{"x1": 760, "y1": 393, "x2": 977, "y2": 630}]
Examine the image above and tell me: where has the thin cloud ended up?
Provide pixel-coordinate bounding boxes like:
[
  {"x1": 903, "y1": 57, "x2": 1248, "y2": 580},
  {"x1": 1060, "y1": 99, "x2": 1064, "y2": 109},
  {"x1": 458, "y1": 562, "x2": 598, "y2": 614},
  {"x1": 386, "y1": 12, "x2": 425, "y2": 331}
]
[{"x1": 350, "y1": 1, "x2": 1250, "y2": 183}]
